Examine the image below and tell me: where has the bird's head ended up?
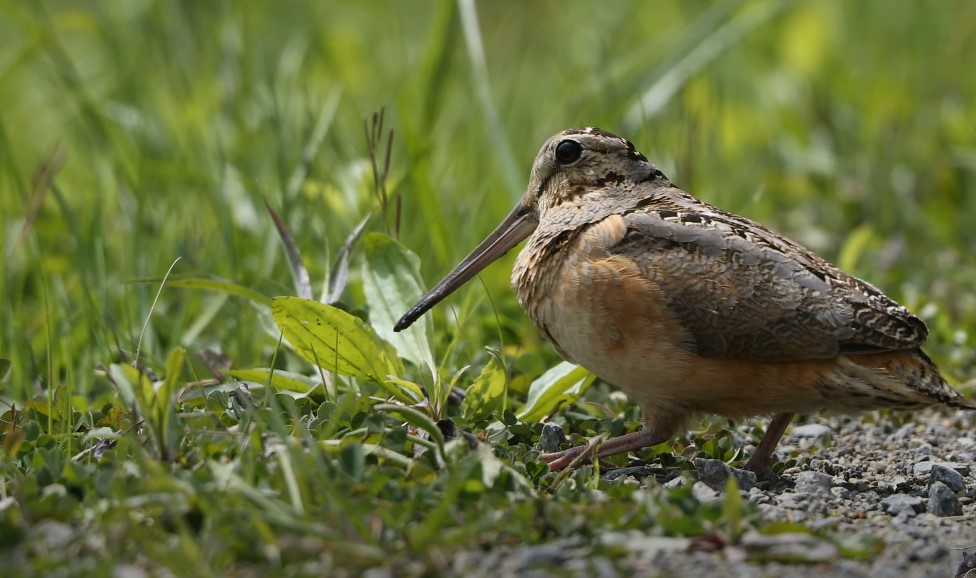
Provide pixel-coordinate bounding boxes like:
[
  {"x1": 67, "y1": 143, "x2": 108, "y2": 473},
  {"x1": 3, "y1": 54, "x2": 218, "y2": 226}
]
[{"x1": 394, "y1": 127, "x2": 665, "y2": 332}]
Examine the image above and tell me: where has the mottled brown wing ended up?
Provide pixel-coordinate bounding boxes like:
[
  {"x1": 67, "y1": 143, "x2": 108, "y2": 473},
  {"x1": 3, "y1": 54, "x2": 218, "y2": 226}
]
[{"x1": 612, "y1": 209, "x2": 928, "y2": 360}]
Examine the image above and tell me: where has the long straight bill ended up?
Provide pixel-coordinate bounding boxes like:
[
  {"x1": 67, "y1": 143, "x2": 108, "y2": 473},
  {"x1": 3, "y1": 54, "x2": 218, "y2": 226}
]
[{"x1": 394, "y1": 204, "x2": 537, "y2": 332}]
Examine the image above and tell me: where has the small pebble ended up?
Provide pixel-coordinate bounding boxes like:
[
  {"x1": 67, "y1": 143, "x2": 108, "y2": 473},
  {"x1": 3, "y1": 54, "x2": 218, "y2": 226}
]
[
  {"x1": 538, "y1": 422, "x2": 565, "y2": 453},
  {"x1": 791, "y1": 424, "x2": 832, "y2": 439},
  {"x1": 930, "y1": 463, "x2": 966, "y2": 492},
  {"x1": 693, "y1": 458, "x2": 756, "y2": 491},
  {"x1": 663, "y1": 476, "x2": 686, "y2": 489},
  {"x1": 691, "y1": 481, "x2": 721, "y2": 504},
  {"x1": 775, "y1": 492, "x2": 802, "y2": 510},
  {"x1": 880, "y1": 493, "x2": 925, "y2": 517},
  {"x1": 928, "y1": 481, "x2": 962, "y2": 517},
  {"x1": 795, "y1": 471, "x2": 832, "y2": 496},
  {"x1": 913, "y1": 461, "x2": 970, "y2": 476},
  {"x1": 830, "y1": 486, "x2": 850, "y2": 500}
]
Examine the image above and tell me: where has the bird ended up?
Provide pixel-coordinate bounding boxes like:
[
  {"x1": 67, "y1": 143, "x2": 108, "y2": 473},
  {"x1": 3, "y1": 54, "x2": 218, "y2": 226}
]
[{"x1": 394, "y1": 127, "x2": 974, "y2": 477}]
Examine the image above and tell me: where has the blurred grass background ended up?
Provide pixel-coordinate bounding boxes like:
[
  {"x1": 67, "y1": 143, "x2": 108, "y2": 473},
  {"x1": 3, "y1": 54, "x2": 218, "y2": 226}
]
[
  {"x1": 2, "y1": 0, "x2": 975, "y2": 391},
  {"x1": 2, "y1": 0, "x2": 976, "y2": 574}
]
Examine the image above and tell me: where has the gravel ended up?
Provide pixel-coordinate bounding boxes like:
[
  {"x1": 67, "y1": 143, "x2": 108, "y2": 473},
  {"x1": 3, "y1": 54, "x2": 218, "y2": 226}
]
[
  {"x1": 448, "y1": 409, "x2": 976, "y2": 577},
  {"x1": 647, "y1": 408, "x2": 976, "y2": 577},
  {"x1": 881, "y1": 493, "x2": 926, "y2": 517}
]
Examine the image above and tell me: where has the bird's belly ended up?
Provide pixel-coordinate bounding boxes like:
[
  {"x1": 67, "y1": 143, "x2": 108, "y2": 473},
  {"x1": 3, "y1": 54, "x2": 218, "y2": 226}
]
[{"x1": 522, "y1": 254, "x2": 700, "y2": 414}]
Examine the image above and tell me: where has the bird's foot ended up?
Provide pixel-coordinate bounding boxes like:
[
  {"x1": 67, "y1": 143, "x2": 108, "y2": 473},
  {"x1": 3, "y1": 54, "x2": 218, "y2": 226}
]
[
  {"x1": 539, "y1": 429, "x2": 670, "y2": 471},
  {"x1": 741, "y1": 455, "x2": 783, "y2": 483}
]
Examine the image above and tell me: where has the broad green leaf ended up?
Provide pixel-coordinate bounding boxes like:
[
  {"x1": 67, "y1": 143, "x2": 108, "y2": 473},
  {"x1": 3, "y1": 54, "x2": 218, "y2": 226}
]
[
  {"x1": 517, "y1": 362, "x2": 595, "y2": 422},
  {"x1": 108, "y1": 363, "x2": 155, "y2": 413},
  {"x1": 374, "y1": 403, "x2": 445, "y2": 451},
  {"x1": 339, "y1": 442, "x2": 365, "y2": 482},
  {"x1": 229, "y1": 368, "x2": 326, "y2": 396},
  {"x1": 159, "y1": 347, "x2": 185, "y2": 409},
  {"x1": 129, "y1": 275, "x2": 272, "y2": 307},
  {"x1": 361, "y1": 232, "x2": 435, "y2": 375},
  {"x1": 385, "y1": 377, "x2": 426, "y2": 402},
  {"x1": 826, "y1": 532, "x2": 883, "y2": 560},
  {"x1": 156, "y1": 347, "x2": 185, "y2": 459},
  {"x1": 271, "y1": 297, "x2": 417, "y2": 402},
  {"x1": 96, "y1": 407, "x2": 126, "y2": 430},
  {"x1": 461, "y1": 355, "x2": 506, "y2": 421},
  {"x1": 722, "y1": 476, "x2": 743, "y2": 542}
]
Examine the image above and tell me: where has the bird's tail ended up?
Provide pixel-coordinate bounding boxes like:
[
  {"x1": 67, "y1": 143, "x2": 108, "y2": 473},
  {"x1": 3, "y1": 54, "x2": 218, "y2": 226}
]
[
  {"x1": 840, "y1": 348, "x2": 976, "y2": 410},
  {"x1": 911, "y1": 349, "x2": 976, "y2": 410}
]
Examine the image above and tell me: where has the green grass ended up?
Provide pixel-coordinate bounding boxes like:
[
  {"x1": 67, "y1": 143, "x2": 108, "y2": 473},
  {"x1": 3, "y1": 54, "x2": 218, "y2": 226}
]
[{"x1": 1, "y1": 1, "x2": 975, "y2": 575}]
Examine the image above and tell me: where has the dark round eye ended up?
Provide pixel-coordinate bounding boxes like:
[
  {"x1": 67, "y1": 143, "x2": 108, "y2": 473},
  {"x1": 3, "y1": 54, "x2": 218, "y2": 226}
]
[{"x1": 554, "y1": 140, "x2": 583, "y2": 164}]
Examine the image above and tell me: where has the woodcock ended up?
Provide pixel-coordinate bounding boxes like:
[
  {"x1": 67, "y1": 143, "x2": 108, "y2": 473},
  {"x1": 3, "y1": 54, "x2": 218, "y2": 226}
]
[{"x1": 394, "y1": 127, "x2": 975, "y2": 476}]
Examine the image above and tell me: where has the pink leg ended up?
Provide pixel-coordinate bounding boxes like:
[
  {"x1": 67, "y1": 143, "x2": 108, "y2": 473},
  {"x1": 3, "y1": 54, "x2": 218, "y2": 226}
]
[
  {"x1": 742, "y1": 412, "x2": 794, "y2": 478},
  {"x1": 540, "y1": 428, "x2": 671, "y2": 471}
]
